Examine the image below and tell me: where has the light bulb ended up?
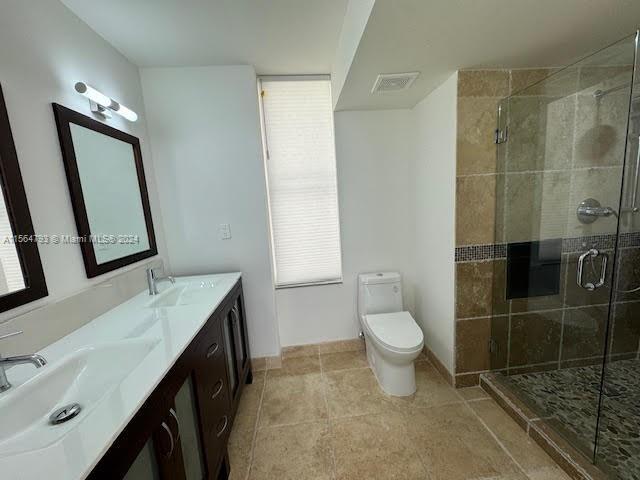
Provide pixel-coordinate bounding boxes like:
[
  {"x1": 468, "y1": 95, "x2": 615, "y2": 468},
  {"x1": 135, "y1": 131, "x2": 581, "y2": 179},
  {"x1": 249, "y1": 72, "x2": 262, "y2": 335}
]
[
  {"x1": 112, "y1": 102, "x2": 138, "y2": 122},
  {"x1": 74, "y1": 82, "x2": 111, "y2": 108}
]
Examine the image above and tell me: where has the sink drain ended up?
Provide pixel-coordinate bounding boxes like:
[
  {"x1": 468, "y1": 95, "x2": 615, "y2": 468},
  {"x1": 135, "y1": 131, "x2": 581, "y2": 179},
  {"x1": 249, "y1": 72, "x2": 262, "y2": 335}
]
[{"x1": 49, "y1": 403, "x2": 82, "y2": 425}]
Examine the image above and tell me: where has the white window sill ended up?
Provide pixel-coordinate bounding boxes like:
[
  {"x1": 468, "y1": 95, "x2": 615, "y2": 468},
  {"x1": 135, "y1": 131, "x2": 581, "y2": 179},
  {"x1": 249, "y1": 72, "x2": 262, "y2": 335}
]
[{"x1": 275, "y1": 279, "x2": 343, "y2": 290}]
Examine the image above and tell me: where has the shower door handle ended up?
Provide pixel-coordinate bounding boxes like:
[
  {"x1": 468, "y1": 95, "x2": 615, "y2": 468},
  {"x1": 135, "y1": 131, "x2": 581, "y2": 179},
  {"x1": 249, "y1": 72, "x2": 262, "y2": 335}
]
[{"x1": 576, "y1": 249, "x2": 608, "y2": 291}]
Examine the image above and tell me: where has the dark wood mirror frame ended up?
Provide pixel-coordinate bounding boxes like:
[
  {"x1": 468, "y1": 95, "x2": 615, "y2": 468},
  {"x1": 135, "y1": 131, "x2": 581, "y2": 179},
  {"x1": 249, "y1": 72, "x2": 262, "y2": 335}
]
[
  {"x1": 0, "y1": 84, "x2": 48, "y2": 312},
  {"x1": 52, "y1": 103, "x2": 157, "y2": 278}
]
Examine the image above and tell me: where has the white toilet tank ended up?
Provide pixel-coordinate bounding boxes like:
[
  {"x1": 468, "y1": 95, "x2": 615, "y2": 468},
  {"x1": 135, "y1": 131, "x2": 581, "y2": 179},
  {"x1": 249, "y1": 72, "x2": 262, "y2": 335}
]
[{"x1": 358, "y1": 272, "x2": 403, "y2": 319}]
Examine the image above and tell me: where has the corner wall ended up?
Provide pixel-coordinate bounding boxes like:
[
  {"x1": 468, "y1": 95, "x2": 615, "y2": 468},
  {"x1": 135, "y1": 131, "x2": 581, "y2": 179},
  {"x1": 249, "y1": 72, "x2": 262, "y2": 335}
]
[{"x1": 410, "y1": 73, "x2": 458, "y2": 374}]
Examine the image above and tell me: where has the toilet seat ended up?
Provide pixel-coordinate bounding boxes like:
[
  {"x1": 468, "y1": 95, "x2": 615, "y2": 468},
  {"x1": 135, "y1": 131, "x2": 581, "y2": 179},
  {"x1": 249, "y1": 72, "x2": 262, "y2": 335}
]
[{"x1": 363, "y1": 312, "x2": 424, "y2": 353}]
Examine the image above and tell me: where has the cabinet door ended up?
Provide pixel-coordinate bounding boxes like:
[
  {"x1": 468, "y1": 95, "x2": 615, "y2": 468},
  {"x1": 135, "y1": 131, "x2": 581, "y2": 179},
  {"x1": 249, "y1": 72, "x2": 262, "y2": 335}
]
[
  {"x1": 222, "y1": 311, "x2": 238, "y2": 397},
  {"x1": 119, "y1": 405, "x2": 186, "y2": 480},
  {"x1": 230, "y1": 299, "x2": 248, "y2": 380},
  {"x1": 175, "y1": 375, "x2": 207, "y2": 480},
  {"x1": 152, "y1": 406, "x2": 186, "y2": 480},
  {"x1": 122, "y1": 439, "x2": 161, "y2": 480}
]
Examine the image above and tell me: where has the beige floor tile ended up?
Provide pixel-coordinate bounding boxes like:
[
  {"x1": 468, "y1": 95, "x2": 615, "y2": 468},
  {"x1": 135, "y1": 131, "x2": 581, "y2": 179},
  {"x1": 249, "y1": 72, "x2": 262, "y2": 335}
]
[
  {"x1": 391, "y1": 362, "x2": 461, "y2": 410},
  {"x1": 525, "y1": 466, "x2": 572, "y2": 480},
  {"x1": 252, "y1": 357, "x2": 267, "y2": 372},
  {"x1": 484, "y1": 474, "x2": 529, "y2": 480},
  {"x1": 259, "y1": 373, "x2": 327, "y2": 428},
  {"x1": 318, "y1": 338, "x2": 364, "y2": 354},
  {"x1": 320, "y1": 350, "x2": 368, "y2": 372},
  {"x1": 266, "y1": 355, "x2": 282, "y2": 369},
  {"x1": 282, "y1": 344, "x2": 320, "y2": 359},
  {"x1": 457, "y1": 386, "x2": 491, "y2": 402},
  {"x1": 331, "y1": 412, "x2": 428, "y2": 480},
  {"x1": 268, "y1": 355, "x2": 321, "y2": 378},
  {"x1": 233, "y1": 370, "x2": 266, "y2": 432},
  {"x1": 249, "y1": 422, "x2": 334, "y2": 480},
  {"x1": 468, "y1": 399, "x2": 561, "y2": 474},
  {"x1": 228, "y1": 426, "x2": 254, "y2": 480},
  {"x1": 324, "y1": 368, "x2": 396, "y2": 418},
  {"x1": 406, "y1": 403, "x2": 520, "y2": 480}
]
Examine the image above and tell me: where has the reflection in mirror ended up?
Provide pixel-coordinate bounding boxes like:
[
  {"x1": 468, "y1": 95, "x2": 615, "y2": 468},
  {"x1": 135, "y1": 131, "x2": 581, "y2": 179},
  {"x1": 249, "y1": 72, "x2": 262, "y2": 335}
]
[
  {"x1": 0, "y1": 83, "x2": 47, "y2": 311},
  {"x1": 69, "y1": 124, "x2": 151, "y2": 264},
  {"x1": 53, "y1": 103, "x2": 157, "y2": 278}
]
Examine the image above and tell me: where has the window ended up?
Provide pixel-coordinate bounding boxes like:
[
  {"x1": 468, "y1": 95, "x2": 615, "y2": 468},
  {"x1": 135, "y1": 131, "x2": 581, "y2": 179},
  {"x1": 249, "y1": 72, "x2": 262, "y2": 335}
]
[{"x1": 259, "y1": 76, "x2": 342, "y2": 287}]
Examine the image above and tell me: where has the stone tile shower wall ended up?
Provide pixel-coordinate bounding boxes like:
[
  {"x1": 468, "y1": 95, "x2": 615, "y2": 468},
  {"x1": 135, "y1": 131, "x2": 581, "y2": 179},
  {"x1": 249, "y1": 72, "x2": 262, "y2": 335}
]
[{"x1": 453, "y1": 68, "x2": 640, "y2": 387}]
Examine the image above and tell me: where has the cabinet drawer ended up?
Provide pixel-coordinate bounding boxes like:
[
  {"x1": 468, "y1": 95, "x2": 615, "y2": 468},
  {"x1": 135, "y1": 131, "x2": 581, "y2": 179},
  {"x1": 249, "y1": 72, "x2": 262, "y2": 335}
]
[
  {"x1": 196, "y1": 317, "x2": 223, "y2": 357},
  {"x1": 199, "y1": 371, "x2": 230, "y2": 427},
  {"x1": 203, "y1": 409, "x2": 231, "y2": 474}
]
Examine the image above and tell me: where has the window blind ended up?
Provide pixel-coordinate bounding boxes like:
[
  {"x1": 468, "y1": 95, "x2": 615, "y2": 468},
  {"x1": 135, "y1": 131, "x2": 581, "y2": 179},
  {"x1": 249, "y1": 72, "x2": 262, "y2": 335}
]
[
  {"x1": 0, "y1": 188, "x2": 25, "y2": 294},
  {"x1": 260, "y1": 77, "x2": 342, "y2": 287}
]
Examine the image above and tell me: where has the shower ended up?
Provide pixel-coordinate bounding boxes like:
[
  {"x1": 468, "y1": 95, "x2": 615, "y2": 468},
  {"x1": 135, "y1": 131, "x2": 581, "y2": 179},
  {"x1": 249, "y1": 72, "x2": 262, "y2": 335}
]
[{"x1": 488, "y1": 31, "x2": 640, "y2": 479}]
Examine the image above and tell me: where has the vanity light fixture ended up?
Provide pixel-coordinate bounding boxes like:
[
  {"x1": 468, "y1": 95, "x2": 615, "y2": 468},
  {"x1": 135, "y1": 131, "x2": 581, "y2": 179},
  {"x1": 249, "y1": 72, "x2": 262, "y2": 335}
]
[{"x1": 74, "y1": 82, "x2": 138, "y2": 122}]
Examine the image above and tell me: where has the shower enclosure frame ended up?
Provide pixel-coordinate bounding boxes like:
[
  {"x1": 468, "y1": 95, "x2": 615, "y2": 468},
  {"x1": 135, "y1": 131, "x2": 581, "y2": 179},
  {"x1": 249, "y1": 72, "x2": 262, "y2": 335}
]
[{"x1": 489, "y1": 30, "x2": 640, "y2": 478}]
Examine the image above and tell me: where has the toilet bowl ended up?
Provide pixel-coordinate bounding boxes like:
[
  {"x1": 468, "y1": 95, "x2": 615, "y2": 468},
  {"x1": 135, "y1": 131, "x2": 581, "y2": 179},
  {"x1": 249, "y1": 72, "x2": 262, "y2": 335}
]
[{"x1": 357, "y1": 272, "x2": 425, "y2": 396}]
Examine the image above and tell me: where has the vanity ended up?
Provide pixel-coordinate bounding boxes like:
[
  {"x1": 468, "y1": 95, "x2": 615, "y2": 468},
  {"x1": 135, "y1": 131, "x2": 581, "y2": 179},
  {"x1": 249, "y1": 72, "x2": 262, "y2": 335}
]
[{"x1": 0, "y1": 273, "x2": 251, "y2": 480}]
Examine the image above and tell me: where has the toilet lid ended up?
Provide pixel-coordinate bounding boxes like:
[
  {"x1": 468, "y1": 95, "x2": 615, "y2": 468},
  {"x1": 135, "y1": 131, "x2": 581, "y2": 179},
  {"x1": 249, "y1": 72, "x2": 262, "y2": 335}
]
[{"x1": 364, "y1": 312, "x2": 424, "y2": 352}]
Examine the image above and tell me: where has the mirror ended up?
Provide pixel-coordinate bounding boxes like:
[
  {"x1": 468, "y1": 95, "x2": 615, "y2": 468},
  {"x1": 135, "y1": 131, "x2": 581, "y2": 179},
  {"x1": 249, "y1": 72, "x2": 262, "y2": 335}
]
[
  {"x1": 53, "y1": 104, "x2": 157, "y2": 278},
  {"x1": 0, "y1": 83, "x2": 47, "y2": 311}
]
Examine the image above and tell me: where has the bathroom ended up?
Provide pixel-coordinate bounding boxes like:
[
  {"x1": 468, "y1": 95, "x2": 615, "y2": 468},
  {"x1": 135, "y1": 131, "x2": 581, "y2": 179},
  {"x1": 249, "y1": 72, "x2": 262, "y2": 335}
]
[{"x1": 0, "y1": 1, "x2": 639, "y2": 479}]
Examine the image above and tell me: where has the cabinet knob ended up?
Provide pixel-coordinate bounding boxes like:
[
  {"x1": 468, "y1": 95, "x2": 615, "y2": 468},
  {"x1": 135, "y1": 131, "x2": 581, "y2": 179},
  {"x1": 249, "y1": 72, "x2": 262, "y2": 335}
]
[
  {"x1": 160, "y1": 421, "x2": 175, "y2": 458},
  {"x1": 211, "y1": 379, "x2": 224, "y2": 400},
  {"x1": 206, "y1": 343, "x2": 219, "y2": 358},
  {"x1": 216, "y1": 415, "x2": 229, "y2": 438},
  {"x1": 169, "y1": 408, "x2": 181, "y2": 441}
]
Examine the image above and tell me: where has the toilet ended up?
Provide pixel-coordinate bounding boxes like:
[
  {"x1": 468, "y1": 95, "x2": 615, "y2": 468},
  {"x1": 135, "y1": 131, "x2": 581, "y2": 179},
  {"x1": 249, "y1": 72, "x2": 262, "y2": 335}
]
[{"x1": 357, "y1": 272, "x2": 424, "y2": 396}]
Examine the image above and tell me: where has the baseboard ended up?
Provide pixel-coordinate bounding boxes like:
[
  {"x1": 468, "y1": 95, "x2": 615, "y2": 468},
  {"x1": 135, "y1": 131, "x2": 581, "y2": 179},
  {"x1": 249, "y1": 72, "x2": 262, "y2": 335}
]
[{"x1": 423, "y1": 345, "x2": 454, "y2": 386}]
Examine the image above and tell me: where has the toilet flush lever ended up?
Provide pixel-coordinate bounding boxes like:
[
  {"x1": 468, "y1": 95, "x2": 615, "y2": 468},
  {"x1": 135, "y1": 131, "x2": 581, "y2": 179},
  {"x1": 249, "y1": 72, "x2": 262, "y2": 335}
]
[{"x1": 577, "y1": 249, "x2": 608, "y2": 291}]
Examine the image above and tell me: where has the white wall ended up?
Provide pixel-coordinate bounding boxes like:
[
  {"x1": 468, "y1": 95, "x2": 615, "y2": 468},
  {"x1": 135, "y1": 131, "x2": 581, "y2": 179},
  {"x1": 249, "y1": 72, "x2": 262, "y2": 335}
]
[
  {"x1": 276, "y1": 109, "x2": 415, "y2": 346},
  {"x1": 331, "y1": 0, "x2": 375, "y2": 110},
  {"x1": 410, "y1": 72, "x2": 457, "y2": 373},
  {"x1": 140, "y1": 65, "x2": 280, "y2": 358},
  {"x1": 0, "y1": 1, "x2": 167, "y2": 326}
]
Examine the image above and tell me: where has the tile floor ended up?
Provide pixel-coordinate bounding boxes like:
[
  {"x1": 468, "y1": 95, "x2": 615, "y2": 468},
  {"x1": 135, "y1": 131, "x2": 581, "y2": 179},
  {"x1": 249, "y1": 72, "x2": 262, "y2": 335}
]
[
  {"x1": 228, "y1": 346, "x2": 571, "y2": 480},
  {"x1": 506, "y1": 359, "x2": 640, "y2": 480}
]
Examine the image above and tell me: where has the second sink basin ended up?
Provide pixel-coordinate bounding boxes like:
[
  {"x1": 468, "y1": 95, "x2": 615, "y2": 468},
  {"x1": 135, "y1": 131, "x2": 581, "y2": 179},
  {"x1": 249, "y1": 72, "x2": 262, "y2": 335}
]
[
  {"x1": 0, "y1": 337, "x2": 159, "y2": 457},
  {"x1": 147, "y1": 281, "x2": 218, "y2": 308}
]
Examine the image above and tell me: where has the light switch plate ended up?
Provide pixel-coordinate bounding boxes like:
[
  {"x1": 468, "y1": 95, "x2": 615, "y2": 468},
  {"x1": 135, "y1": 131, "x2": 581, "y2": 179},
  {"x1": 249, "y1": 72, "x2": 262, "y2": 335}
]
[{"x1": 219, "y1": 223, "x2": 231, "y2": 240}]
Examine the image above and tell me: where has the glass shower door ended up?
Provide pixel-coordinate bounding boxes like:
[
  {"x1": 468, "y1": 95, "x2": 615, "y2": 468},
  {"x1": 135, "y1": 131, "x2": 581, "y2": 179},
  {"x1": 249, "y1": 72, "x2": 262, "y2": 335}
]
[
  {"x1": 594, "y1": 33, "x2": 640, "y2": 479},
  {"x1": 491, "y1": 34, "x2": 637, "y2": 465}
]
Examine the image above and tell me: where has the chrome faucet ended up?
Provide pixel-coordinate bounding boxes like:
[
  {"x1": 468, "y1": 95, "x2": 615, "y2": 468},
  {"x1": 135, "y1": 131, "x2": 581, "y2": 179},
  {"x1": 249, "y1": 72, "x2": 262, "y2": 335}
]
[
  {"x1": 0, "y1": 331, "x2": 47, "y2": 393},
  {"x1": 146, "y1": 267, "x2": 175, "y2": 295}
]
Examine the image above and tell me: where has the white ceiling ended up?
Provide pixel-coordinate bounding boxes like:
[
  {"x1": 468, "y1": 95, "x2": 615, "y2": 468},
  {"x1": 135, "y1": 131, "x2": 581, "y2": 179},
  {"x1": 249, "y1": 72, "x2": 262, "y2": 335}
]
[
  {"x1": 61, "y1": 0, "x2": 640, "y2": 110},
  {"x1": 335, "y1": 0, "x2": 640, "y2": 110},
  {"x1": 60, "y1": 0, "x2": 348, "y2": 74}
]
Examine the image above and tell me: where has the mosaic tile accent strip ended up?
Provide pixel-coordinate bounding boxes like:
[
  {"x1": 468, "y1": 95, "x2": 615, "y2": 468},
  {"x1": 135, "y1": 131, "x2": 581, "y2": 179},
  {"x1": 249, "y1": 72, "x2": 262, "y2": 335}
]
[
  {"x1": 505, "y1": 359, "x2": 640, "y2": 480},
  {"x1": 455, "y1": 243, "x2": 506, "y2": 262},
  {"x1": 562, "y1": 234, "x2": 617, "y2": 253},
  {"x1": 455, "y1": 232, "x2": 640, "y2": 262},
  {"x1": 618, "y1": 231, "x2": 640, "y2": 249}
]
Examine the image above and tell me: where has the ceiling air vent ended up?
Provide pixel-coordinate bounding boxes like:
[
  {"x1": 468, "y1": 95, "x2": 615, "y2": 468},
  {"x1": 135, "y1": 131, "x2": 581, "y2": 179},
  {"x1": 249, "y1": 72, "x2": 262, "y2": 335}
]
[{"x1": 371, "y1": 72, "x2": 420, "y2": 94}]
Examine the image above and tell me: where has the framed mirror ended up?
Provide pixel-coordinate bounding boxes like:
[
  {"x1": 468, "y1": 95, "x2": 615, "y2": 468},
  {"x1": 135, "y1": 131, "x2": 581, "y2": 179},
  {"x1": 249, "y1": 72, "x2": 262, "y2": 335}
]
[
  {"x1": 0, "y1": 84, "x2": 47, "y2": 311},
  {"x1": 52, "y1": 104, "x2": 157, "y2": 278}
]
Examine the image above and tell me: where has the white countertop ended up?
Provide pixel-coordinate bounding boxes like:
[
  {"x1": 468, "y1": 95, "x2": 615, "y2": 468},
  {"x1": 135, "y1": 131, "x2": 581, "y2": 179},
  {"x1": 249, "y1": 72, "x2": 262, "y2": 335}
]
[{"x1": 0, "y1": 272, "x2": 241, "y2": 480}]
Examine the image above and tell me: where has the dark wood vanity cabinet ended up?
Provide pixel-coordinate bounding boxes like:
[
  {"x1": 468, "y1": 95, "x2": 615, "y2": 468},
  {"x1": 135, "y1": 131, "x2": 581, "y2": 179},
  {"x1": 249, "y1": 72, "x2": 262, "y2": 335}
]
[{"x1": 88, "y1": 279, "x2": 252, "y2": 480}]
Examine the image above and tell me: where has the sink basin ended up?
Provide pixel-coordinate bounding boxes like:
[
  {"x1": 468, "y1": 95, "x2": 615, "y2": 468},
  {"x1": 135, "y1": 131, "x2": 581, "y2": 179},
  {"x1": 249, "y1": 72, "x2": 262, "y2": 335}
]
[
  {"x1": 147, "y1": 281, "x2": 218, "y2": 308},
  {"x1": 0, "y1": 338, "x2": 159, "y2": 456}
]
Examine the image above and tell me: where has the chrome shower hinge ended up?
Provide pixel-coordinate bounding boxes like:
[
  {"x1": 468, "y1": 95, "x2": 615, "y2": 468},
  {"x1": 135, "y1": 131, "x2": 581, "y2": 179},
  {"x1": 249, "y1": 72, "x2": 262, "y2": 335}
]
[{"x1": 495, "y1": 127, "x2": 508, "y2": 144}]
